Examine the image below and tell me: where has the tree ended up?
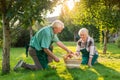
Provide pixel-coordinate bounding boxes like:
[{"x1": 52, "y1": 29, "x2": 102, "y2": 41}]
[
  {"x1": 85, "y1": 0, "x2": 120, "y2": 54},
  {"x1": 69, "y1": 0, "x2": 120, "y2": 54},
  {"x1": 59, "y1": 0, "x2": 81, "y2": 41},
  {"x1": 0, "y1": 0, "x2": 59, "y2": 74}
]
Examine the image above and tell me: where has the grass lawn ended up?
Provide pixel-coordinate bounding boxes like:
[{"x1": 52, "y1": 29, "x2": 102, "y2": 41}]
[{"x1": 0, "y1": 42, "x2": 120, "y2": 80}]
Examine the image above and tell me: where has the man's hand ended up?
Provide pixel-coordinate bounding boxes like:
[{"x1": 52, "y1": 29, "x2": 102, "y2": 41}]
[
  {"x1": 54, "y1": 56, "x2": 60, "y2": 62},
  {"x1": 44, "y1": 48, "x2": 60, "y2": 62},
  {"x1": 67, "y1": 50, "x2": 74, "y2": 54}
]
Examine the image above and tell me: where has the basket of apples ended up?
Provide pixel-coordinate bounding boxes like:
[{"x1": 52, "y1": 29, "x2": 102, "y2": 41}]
[{"x1": 63, "y1": 53, "x2": 81, "y2": 68}]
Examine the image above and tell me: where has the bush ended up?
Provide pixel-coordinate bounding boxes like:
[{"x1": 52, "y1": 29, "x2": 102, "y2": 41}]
[
  {"x1": 11, "y1": 29, "x2": 30, "y2": 47},
  {"x1": 58, "y1": 27, "x2": 73, "y2": 41},
  {"x1": 115, "y1": 37, "x2": 120, "y2": 48}
]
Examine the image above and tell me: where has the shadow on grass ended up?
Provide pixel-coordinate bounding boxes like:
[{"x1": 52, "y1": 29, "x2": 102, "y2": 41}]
[
  {"x1": 67, "y1": 63, "x2": 120, "y2": 80},
  {"x1": 67, "y1": 67, "x2": 98, "y2": 80},
  {"x1": 0, "y1": 67, "x2": 61, "y2": 80},
  {"x1": 94, "y1": 63, "x2": 120, "y2": 80},
  {"x1": 12, "y1": 67, "x2": 62, "y2": 80}
]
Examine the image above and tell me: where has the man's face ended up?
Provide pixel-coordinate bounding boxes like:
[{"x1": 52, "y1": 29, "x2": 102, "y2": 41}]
[{"x1": 53, "y1": 26, "x2": 64, "y2": 34}]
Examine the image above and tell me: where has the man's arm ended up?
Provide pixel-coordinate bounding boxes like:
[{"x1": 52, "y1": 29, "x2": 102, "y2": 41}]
[
  {"x1": 43, "y1": 48, "x2": 59, "y2": 62},
  {"x1": 56, "y1": 41, "x2": 73, "y2": 54}
]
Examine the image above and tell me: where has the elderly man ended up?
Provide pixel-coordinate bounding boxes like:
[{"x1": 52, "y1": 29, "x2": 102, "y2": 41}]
[{"x1": 14, "y1": 20, "x2": 73, "y2": 70}]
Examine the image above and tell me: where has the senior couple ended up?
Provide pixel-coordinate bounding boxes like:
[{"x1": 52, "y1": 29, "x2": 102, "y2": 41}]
[{"x1": 14, "y1": 20, "x2": 98, "y2": 71}]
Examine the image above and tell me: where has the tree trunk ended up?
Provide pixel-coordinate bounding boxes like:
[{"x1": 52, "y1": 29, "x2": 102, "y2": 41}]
[
  {"x1": 2, "y1": 14, "x2": 11, "y2": 74},
  {"x1": 103, "y1": 30, "x2": 109, "y2": 54},
  {"x1": 74, "y1": 32, "x2": 76, "y2": 42},
  {"x1": 29, "y1": 26, "x2": 33, "y2": 39}
]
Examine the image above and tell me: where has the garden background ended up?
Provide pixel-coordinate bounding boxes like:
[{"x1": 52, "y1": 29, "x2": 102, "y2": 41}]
[{"x1": 0, "y1": 0, "x2": 120, "y2": 80}]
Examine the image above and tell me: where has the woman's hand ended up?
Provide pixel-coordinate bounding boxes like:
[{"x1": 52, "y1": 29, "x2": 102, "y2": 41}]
[
  {"x1": 88, "y1": 57, "x2": 93, "y2": 67},
  {"x1": 74, "y1": 52, "x2": 80, "y2": 56},
  {"x1": 88, "y1": 63, "x2": 92, "y2": 67}
]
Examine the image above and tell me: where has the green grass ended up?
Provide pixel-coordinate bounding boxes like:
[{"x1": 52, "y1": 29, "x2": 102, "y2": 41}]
[{"x1": 0, "y1": 42, "x2": 120, "y2": 80}]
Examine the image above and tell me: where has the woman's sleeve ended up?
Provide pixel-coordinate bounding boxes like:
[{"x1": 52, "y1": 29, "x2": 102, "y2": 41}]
[
  {"x1": 89, "y1": 38, "x2": 95, "y2": 57},
  {"x1": 76, "y1": 42, "x2": 81, "y2": 52}
]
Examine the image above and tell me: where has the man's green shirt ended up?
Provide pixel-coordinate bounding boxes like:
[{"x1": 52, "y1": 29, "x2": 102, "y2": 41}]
[{"x1": 30, "y1": 26, "x2": 59, "y2": 51}]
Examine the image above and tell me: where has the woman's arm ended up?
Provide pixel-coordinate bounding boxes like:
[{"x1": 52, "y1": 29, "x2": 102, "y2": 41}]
[
  {"x1": 75, "y1": 42, "x2": 81, "y2": 56},
  {"x1": 88, "y1": 38, "x2": 95, "y2": 66},
  {"x1": 88, "y1": 56, "x2": 93, "y2": 67}
]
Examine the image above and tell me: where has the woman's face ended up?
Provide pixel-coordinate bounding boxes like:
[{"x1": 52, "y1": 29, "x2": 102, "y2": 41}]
[{"x1": 80, "y1": 32, "x2": 88, "y2": 42}]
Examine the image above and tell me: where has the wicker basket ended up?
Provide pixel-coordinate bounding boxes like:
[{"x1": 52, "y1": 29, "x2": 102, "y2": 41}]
[
  {"x1": 63, "y1": 53, "x2": 81, "y2": 68},
  {"x1": 64, "y1": 59, "x2": 81, "y2": 68}
]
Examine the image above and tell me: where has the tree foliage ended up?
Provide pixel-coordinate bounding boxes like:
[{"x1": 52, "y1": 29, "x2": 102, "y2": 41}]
[
  {"x1": 0, "y1": 0, "x2": 60, "y2": 74},
  {"x1": 59, "y1": 0, "x2": 100, "y2": 41},
  {"x1": 85, "y1": 0, "x2": 120, "y2": 53},
  {"x1": 59, "y1": 0, "x2": 120, "y2": 53},
  {"x1": 59, "y1": 0, "x2": 81, "y2": 41},
  {"x1": 70, "y1": 0, "x2": 120, "y2": 53}
]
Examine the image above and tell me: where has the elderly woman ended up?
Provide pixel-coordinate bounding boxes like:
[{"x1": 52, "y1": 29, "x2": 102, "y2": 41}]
[
  {"x1": 14, "y1": 20, "x2": 73, "y2": 71},
  {"x1": 75, "y1": 28, "x2": 98, "y2": 67}
]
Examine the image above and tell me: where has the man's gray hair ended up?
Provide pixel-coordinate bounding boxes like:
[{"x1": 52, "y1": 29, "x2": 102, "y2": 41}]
[{"x1": 51, "y1": 20, "x2": 64, "y2": 29}]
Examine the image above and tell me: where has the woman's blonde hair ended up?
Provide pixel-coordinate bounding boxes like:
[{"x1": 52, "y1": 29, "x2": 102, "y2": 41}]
[
  {"x1": 51, "y1": 20, "x2": 64, "y2": 29},
  {"x1": 78, "y1": 28, "x2": 89, "y2": 36}
]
